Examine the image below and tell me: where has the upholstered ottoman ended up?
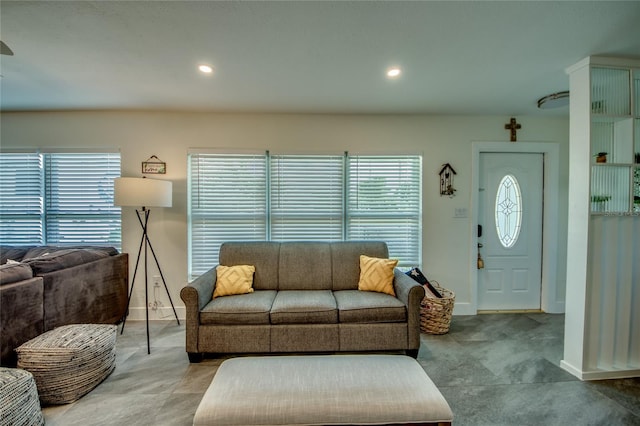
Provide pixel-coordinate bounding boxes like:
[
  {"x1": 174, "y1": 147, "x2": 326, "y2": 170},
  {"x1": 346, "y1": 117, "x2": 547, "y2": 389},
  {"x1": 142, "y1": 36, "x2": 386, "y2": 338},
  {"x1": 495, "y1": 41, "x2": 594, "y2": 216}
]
[
  {"x1": 16, "y1": 324, "x2": 117, "y2": 405},
  {"x1": 193, "y1": 354, "x2": 453, "y2": 426},
  {"x1": 0, "y1": 367, "x2": 44, "y2": 426}
]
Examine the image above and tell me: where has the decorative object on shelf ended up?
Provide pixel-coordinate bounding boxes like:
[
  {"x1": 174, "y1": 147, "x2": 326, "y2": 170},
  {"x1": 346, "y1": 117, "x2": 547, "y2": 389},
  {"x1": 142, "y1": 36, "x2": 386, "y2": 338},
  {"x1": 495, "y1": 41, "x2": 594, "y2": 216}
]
[
  {"x1": 142, "y1": 155, "x2": 166, "y2": 174},
  {"x1": 113, "y1": 176, "x2": 179, "y2": 354},
  {"x1": 591, "y1": 100, "x2": 606, "y2": 114},
  {"x1": 504, "y1": 117, "x2": 522, "y2": 142},
  {"x1": 537, "y1": 90, "x2": 570, "y2": 109},
  {"x1": 590, "y1": 194, "x2": 611, "y2": 212},
  {"x1": 439, "y1": 163, "x2": 457, "y2": 197},
  {"x1": 595, "y1": 152, "x2": 608, "y2": 163},
  {"x1": 634, "y1": 168, "x2": 640, "y2": 212}
]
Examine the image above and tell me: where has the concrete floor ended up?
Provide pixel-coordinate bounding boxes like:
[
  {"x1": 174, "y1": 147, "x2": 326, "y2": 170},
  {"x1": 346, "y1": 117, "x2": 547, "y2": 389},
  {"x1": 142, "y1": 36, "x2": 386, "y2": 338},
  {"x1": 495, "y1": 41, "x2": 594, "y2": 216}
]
[{"x1": 42, "y1": 314, "x2": 640, "y2": 426}]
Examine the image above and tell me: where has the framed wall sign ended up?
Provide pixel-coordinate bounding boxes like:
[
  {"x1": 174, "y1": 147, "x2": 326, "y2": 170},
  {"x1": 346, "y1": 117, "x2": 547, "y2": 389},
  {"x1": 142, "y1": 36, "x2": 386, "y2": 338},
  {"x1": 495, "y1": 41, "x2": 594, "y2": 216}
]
[{"x1": 142, "y1": 155, "x2": 166, "y2": 174}]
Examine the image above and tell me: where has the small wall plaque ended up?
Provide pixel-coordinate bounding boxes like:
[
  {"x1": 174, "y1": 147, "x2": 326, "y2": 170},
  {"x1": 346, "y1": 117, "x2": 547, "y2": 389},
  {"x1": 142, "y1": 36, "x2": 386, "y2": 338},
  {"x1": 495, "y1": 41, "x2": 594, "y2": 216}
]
[{"x1": 142, "y1": 155, "x2": 166, "y2": 174}]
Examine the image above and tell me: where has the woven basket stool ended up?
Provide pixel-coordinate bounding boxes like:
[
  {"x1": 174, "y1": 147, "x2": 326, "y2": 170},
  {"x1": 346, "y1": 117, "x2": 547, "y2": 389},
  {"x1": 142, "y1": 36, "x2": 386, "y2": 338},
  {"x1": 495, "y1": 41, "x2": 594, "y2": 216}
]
[
  {"x1": 16, "y1": 324, "x2": 117, "y2": 405},
  {"x1": 0, "y1": 367, "x2": 44, "y2": 426}
]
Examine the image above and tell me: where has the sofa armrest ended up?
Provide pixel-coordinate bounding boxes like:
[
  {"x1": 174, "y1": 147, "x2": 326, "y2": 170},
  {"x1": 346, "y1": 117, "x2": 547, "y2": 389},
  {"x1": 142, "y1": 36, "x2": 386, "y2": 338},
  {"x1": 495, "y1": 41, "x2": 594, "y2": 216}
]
[
  {"x1": 393, "y1": 268, "x2": 425, "y2": 349},
  {"x1": 180, "y1": 266, "x2": 217, "y2": 353},
  {"x1": 182, "y1": 267, "x2": 217, "y2": 311}
]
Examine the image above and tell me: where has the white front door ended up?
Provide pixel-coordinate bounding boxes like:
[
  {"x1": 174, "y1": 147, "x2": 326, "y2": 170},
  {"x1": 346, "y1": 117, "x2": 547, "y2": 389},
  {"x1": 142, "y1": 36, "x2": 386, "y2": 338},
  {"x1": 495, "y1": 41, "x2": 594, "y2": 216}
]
[{"x1": 478, "y1": 153, "x2": 543, "y2": 310}]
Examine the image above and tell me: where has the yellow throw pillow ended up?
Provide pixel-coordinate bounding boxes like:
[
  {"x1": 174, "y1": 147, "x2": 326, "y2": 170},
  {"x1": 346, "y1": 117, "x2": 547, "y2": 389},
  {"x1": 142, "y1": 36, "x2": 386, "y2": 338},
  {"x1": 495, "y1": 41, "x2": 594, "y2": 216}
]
[
  {"x1": 358, "y1": 255, "x2": 398, "y2": 296},
  {"x1": 213, "y1": 265, "x2": 255, "y2": 298}
]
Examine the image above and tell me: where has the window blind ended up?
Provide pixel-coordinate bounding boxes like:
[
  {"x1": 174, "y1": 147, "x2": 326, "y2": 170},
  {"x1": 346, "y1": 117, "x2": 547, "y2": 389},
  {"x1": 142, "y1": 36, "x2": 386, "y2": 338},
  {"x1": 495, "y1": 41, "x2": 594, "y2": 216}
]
[
  {"x1": 270, "y1": 155, "x2": 344, "y2": 241},
  {"x1": 0, "y1": 153, "x2": 44, "y2": 245},
  {"x1": 0, "y1": 152, "x2": 121, "y2": 248},
  {"x1": 45, "y1": 153, "x2": 121, "y2": 246},
  {"x1": 189, "y1": 153, "x2": 267, "y2": 277},
  {"x1": 347, "y1": 155, "x2": 422, "y2": 267},
  {"x1": 187, "y1": 151, "x2": 422, "y2": 278}
]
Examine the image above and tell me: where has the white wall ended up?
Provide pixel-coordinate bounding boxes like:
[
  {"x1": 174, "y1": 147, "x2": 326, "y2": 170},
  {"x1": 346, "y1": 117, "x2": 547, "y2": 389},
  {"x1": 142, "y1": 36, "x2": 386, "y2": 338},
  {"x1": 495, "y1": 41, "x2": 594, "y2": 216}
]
[{"x1": 1, "y1": 111, "x2": 569, "y2": 318}]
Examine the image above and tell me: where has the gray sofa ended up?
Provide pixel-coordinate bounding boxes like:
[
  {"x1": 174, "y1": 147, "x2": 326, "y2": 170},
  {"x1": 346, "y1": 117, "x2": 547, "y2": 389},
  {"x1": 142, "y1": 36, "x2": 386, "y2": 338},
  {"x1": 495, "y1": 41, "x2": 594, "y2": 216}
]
[
  {"x1": 180, "y1": 241, "x2": 425, "y2": 362},
  {"x1": 0, "y1": 246, "x2": 128, "y2": 366}
]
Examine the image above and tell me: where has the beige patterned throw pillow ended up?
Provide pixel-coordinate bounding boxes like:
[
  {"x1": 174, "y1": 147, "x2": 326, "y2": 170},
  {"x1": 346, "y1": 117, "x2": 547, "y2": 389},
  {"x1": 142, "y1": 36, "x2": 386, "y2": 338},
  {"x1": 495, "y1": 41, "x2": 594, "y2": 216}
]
[
  {"x1": 213, "y1": 265, "x2": 255, "y2": 298},
  {"x1": 358, "y1": 255, "x2": 398, "y2": 296}
]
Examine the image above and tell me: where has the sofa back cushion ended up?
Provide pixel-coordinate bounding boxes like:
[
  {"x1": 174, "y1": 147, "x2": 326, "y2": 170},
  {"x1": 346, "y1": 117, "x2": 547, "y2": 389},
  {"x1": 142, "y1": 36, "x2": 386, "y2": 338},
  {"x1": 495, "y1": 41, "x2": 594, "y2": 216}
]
[
  {"x1": 0, "y1": 246, "x2": 35, "y2": 264},
  {"x1": 23, "y1": 245, "x2": 118, "y2": 260},
  {"x1": 331, "y1": 241, "x2": 389, "y2": 291},
  {"x1": 23, "y1": 248, "x2": 110, "y2": 275},
  {"x1": 218, "y1": 241, "x2": 390, "y2": 291},
  {"x1": 219, "y1": 242, "x2": 280, "y2": 291},
  {"x1": 278, "y1": 242, "x2": 332, "y2": 290}
]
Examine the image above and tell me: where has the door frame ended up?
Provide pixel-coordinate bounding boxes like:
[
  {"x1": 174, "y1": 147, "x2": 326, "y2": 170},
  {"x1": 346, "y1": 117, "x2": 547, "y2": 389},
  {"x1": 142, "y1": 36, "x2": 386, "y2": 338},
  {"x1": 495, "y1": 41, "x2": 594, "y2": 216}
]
[{"x1": 469, "y1": 141, "x2": 562, "y2": 314}]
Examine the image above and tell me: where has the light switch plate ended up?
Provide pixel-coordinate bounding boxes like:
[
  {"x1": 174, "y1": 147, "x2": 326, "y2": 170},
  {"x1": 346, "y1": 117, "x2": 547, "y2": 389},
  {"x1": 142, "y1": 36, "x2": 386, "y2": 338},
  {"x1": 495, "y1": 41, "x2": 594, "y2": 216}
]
[{"x1": 454, "y1": 207, "x2": 468, "y2": 218}]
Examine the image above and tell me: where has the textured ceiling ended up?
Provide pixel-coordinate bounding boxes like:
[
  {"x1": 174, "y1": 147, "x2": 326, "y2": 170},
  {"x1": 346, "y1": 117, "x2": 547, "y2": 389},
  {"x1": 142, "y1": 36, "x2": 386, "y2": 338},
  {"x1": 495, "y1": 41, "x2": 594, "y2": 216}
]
[{"x1": 1, "y1": 1, "x2": 640, "y2": 116}]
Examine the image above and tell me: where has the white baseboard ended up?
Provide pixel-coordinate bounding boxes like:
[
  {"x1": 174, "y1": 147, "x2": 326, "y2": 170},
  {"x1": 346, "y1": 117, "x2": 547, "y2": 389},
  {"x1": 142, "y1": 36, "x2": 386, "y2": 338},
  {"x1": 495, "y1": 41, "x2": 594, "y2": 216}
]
[
  {"x1": 125, "y1": 306, "x2": 186, "y2": 321},
  {"x1": 451, "y1": 302, "x2": 475, "y2": 316},
  {"x1": 560, "y1": 360, "x2": 640, "y2": 381},
  {"x1": 453, "y1": 301, "x2": 566, "y2": 316}
]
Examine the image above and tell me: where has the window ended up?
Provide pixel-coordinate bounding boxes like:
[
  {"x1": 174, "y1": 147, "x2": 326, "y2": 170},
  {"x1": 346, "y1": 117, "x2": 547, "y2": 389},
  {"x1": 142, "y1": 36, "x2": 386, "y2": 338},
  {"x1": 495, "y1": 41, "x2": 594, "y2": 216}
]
[
  {"x1": 495, "y1": 174, "x2": 522, "y2": 248},
  {"x1": 0, "y1": 153, "x2": 44, "y2": 245},
  {"x1": 347, "y1": 155, "x2": 422, "y2": 264},
  {"x1": 270, "y1": 155, "x2": 344, "y2": 241},
  {"x1": 188, "y1": 151, "x2": 421, "y2": 278},
  {"x1": 189, "y1": 153, "x2": 266, "y2": 274},
  {"x1": 0, "y1": 152, "x2": 121, "y2": 248}
]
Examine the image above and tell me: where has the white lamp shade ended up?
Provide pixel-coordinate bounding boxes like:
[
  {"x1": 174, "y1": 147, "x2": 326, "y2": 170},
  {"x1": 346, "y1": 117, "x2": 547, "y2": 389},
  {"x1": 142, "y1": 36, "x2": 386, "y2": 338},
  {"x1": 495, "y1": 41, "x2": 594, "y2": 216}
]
[{"x1": 114, "y1": 177, "x2": 172, "y2": 208}]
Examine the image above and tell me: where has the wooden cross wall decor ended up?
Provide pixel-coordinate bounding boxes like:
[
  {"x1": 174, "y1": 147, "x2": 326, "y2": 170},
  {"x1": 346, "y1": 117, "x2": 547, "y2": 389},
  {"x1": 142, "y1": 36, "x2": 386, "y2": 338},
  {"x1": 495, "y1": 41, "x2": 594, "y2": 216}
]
[{"x1": 504, "y1": 117, "x2": 521, "y2": 142}]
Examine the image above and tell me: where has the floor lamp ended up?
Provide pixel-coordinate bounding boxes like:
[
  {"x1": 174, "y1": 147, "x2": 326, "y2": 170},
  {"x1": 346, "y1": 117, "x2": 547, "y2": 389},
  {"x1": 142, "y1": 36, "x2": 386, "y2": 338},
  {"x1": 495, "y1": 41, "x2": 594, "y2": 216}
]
[{"x1": 114, "y1": 177, "x2": 180, "y2": 354}]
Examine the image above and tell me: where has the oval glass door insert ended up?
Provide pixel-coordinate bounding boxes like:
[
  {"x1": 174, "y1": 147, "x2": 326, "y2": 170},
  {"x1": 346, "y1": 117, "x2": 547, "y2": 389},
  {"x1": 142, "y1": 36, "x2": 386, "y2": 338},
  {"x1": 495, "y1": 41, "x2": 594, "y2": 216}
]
[{"x1": 495, "y1": 174, "x2": 522, "y2": 248}]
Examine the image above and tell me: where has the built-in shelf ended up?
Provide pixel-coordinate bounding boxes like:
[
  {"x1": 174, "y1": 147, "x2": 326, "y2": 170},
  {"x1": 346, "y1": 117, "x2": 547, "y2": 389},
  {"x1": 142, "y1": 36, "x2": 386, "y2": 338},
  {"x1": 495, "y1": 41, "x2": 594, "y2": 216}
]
[
  {"x1": 589, "y1": 65, "x2": 639, "y2": 215},
  {"x1": 564, "y1": 56, "x2": 640, "y2": 381}
]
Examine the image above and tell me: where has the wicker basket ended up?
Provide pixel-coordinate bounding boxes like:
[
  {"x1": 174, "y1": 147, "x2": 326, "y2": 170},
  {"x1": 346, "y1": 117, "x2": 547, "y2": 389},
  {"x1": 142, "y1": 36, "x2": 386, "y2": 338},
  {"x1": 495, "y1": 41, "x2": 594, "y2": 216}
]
[{"x1": 419, "y1": 281, "x2": 455, "y2": 335}]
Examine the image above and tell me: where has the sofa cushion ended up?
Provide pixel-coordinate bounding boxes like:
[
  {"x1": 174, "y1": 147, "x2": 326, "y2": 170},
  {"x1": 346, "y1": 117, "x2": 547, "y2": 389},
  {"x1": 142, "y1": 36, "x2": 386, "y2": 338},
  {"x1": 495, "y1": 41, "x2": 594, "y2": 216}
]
[
  {"x1": 0, "y1": 262, "x2": 34, "y2": 286},
  {"x1": 1, "y1": 246, "x2": 35, "y2": 264},
  {"x1": 358, "y1": 255, "x2": 398, "y2": 296},
  {"x1": 270, "y1": 290, "x2": 337, "y2": 324},
  {"x1": 331, "y1": 242, "x2": 389, "y2": 291},
  {"x1": 219, "y1": 242, "x2": 280, "y2": 291},
  {"x1": 334, "y1": 290, "x2": 406, "y2": 323},
  {"x1": 23, "y1": 249, "x2": 110, "y2": 275},
  {"x1": 278, "y1": 243, "x2": 332, "y2": 291},
  {"x1": 201, "y1": 290, "x2": 277, "y2": 325},
  {"x1": 213, "y1": 265, "x2": 255, "y2": 298},
  {"x1": 23, "y1": 246, "x2": 118, "y2": 260}
]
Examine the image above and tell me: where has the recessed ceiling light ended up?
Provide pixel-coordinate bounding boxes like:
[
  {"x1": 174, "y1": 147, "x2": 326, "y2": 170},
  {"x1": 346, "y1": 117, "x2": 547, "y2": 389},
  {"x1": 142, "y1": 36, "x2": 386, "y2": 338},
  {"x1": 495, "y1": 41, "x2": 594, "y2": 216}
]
[
  {"x1": 198, "y1": 64, "x2": 214, "y2": 74},
  {"x1": 386, "y1": 67, "x2": 402, "y2": 79}
]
